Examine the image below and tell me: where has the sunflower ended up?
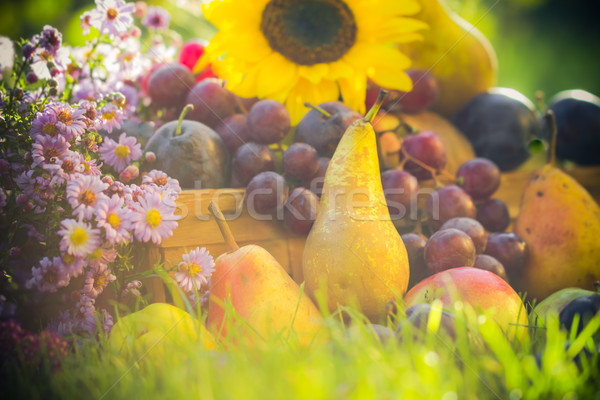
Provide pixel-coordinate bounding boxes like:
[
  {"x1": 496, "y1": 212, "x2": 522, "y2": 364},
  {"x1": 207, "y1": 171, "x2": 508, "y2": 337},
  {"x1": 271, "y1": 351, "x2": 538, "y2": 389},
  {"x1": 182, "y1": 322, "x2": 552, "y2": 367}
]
[{"x1": 196, "y1": 0, "x2": 428, "y2": 124}]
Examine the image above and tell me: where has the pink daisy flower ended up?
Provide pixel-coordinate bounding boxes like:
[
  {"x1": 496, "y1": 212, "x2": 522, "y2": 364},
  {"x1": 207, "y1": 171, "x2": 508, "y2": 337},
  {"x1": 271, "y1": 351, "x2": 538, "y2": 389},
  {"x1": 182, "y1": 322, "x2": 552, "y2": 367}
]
[
  {"x1": 97, "y1": 103, "x2": 123, "y2": 134},
  {"x1": 47, "y1": 150, "x2": 85, "y2": 186},
  {"x1": 175, "y1": 247, "x2": 214, "y2": 293},
  {"x1": 30, "y1": 110, "x2": 60, "y2": 140},
  {"x1": 82, "y1": 263, "x2": 116, "y2": 298},
  {"x1": 67, "y1": 174, "x2": 109, "y2": 220},
  {"x1": 142, "y1": 6, "x2": 170, "y2": 31},
  {"x1": 31, "y1": 134, "x2": 69, "y2": 169},
  {"x1": 81, "y1": 158, "x2": 103, "y2": 177},
  {"x1": 130, "y1": 190, "x2": 180, "y2": 244},
  {"x1": 62, "y1": 253, "x2": 87, "y2": 278},
  {"x1": 142, "y1": 169, "x2": 181, "y2": 194},
  {"x1": 95, "y1": 194, "x2": 131, "y2": 244},
  {"x1": 99, "y1": 132, "x2": 141, "y2": 173},
  {"x1": 58, "y1": 218, "x2": 101, "y2": 258},
  {"x1": 49, "y1": 103, "x2": 87, "y2": 141},
  {"x1": 89, "y1": 0, "x2": 135, "y2": 38},
  {"x1": 121, "y1": 280, "x2": 142, "y2": 297},
  {"x1": 81, "y1": 11, "x2": 93, "y2": 35},
  {"x1": 26, "y1": 257, "x2": 70, "y2": 293}
]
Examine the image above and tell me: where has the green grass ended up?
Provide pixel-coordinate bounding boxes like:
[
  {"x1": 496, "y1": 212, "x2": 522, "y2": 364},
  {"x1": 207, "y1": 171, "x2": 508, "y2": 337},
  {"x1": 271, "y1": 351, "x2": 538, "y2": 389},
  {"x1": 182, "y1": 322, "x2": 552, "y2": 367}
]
[{"x1": 4, "y1": 297, "x2": 600, "y2": 400}]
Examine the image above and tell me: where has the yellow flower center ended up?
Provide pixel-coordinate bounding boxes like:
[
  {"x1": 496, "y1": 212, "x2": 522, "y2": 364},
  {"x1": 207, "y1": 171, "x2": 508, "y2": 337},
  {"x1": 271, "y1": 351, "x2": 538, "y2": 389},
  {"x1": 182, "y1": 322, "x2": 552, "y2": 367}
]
[
  {"x1": 146, "y1": 209, "x2": 161, "y2": 228},
  {"x1": 107, "y1": 212, "x2": 121, "y2": 228},
  {"x1": 155, "y1": 176, "x2": 168, "y2": 186},
  {"x1": 42, "y1": 123, "x2": 59, "y2": 136},
  {"x1": 189, "y1": 263, "x2": 202, "y2": 276},
  {"x1": 70, "y1": 227, "x2": 88, "y2": 246},
  {"x1": 62, "y1": 160, "x2": 75, "y2": 173},
  {"x1": 114, "y1": 144, "x2": 130, "y2": 159},
  {"x1": 79, "y1": 189, "x2": 97, "y2": 206},
  {"x1": 107, "y1": 8, "x2": 118, "y2": 20},
  {"x1": 102, "y1": 111, "x2": 116, "y2": 121},
  {"x1": 261, "y1": 0, "x2": 357, "y2": 66},
  {"x1": 82, "y1": 161, "x2": 91, "y2": 173},
  {"x1": 57, "y1": 110, "x2": 72, "y2": 125},
  {"x1": 44, "y1": 147, "x2": 61, "y2": 162},
  {"x1": 94, "y1": 274, "x2": 107, "y2": 289},
  {"x1": 89, "y1": 247, "x2": 103, "y2": 260}
]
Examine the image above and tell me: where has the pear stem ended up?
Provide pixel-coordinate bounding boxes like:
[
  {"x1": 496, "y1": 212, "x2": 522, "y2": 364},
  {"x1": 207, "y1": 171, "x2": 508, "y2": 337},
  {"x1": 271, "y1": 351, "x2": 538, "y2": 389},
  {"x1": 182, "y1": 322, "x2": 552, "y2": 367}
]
[
  {"x1": 208, "y1": 201, "x2": 239, "y2": 252},
  {"x1": 304, "y1": 102, "x2": 331, "y2": 118},
  {"x1": 544, "y1": 110, "x2": 557, "y2": 167},
  {"x1": 175, "y1": 104, "x2": 194, "y2": 136},
  {"x1": 364, "y1": 89, "x2": 387, "y2": 123}
]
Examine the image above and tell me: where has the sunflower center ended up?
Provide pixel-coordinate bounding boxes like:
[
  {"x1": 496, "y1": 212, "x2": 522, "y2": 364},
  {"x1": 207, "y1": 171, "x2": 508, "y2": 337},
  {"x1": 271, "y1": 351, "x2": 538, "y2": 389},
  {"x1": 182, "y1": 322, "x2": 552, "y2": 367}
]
[
  {"x1": 70, "y1": 227, "x2": 88, "y2": 246},
  {"x1": 261, "y1": 0, "x2": 356, "y2": 66},
  {"x1": 79, "y1": 189, "x2": 97, "y2": 206},
  {"x1": 42, "y1": 122, "x2": 59, "y2": 136},
  {"x1": 146, "y1": 209, "x2": 161, "y2": 228}
]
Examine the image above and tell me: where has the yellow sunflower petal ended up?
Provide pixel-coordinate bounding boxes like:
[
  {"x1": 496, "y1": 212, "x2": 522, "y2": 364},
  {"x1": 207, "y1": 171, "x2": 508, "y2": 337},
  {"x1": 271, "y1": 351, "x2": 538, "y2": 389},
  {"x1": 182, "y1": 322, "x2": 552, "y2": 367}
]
[
  {"x1": 328, "y1": 60, "x2": 354, "y2": 79},
  {"x1": 202, "y1": 0, "x2": 268, "y2": 30},
  {"x1": 338, "y1": 75, "x2": 367, "y2": 115},
  {"x1": 344, "y1": 42, "x2": 412, "y2": 72},
  {"x1": 298, "y1": 64, "x2": 330, "y2": 84},
  {"x1": 369, "y1": 68, "x2": 413, "y2": 92},
  {"x1": 257, "y1": 53, "x2": 298, "y2": 98},
  {"x1": 357, "y1": 18, "x2": 429, "y2": 43},
  {"x1": 346, "y1": 0, "x2": 421, "y2": 18},
  {"x1": 286, "y1": 78, "x2": 339, "y2": 125}
]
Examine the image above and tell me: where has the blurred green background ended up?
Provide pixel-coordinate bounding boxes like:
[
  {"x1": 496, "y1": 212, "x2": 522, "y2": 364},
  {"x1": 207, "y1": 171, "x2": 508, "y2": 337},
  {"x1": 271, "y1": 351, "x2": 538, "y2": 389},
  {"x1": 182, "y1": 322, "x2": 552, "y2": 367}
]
[{"x1": 1, "y1": 0, "x2": 598, "y2": 101}]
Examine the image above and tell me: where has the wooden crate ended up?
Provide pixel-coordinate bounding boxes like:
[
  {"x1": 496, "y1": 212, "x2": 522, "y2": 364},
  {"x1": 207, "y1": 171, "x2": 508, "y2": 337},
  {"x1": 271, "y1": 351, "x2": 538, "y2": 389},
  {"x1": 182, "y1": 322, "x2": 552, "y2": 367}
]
[{"x1": 146, "y1": 167, "x2": 600, "y2": 302}]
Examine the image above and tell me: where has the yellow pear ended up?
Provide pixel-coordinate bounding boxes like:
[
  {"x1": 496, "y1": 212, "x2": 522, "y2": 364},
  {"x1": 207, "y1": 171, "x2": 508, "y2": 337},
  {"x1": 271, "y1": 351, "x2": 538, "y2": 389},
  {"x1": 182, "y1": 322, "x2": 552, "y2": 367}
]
[
  {"x1": 397, "y1": 0, "x2": 497, "y2": 117},
  {"x1": 303, "y1": 93, "x2": 410, "y2": 322},
  {"x1": 513, "y1": 112, "x2": 600, "y2": 300}
]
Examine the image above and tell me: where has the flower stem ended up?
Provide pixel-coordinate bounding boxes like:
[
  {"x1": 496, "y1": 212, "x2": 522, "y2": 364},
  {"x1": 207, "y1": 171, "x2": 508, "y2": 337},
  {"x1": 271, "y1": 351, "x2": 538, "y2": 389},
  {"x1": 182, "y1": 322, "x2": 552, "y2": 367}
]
[
  {"x1": 175, "y1": 104, "x2": 194, "y2": 136},
  {"x1": 208, "y1": 201, "x2": 239, "y2": 252},
  {"x1": 303, "y1": 102, "x2": 331, "y2": 118},
  {"x1": 364, "y1": 89, "x2": 387, "y2": 123}
]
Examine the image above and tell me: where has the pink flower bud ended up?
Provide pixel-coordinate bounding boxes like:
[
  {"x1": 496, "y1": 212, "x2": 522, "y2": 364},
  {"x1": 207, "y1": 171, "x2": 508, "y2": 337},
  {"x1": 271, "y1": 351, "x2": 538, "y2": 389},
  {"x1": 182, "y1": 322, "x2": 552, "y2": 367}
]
[
  {"x1": 119, "y1": 165, "x2": 139, "y2": 183},
  {"x1": 102, "y1": 176, "x2": 114, "y2": 186},
  {"x1": 134, "y1": 1, "x2": 147, "y2": 18},
  {"x1": 145, "y1": 151, "x2": 156, "y2": 163}
]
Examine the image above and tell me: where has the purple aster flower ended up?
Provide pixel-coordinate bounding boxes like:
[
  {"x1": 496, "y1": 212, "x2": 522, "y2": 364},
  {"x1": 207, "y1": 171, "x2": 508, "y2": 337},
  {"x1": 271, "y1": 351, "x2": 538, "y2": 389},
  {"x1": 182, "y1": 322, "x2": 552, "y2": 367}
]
[
  {"x1": 81, "y1": 158, "x2": 103, "y2": 177},
  {"x1": 142, "y1": 6, "x2": 170, "y2": 31},
  {"x1": 37, "y1": 25, "x2": 62, "y2": 58},
  {"x1": 97, "y1": 103, "x2": 124, "y2": 134},
  {"x1": 47, "y1": 151, "x2": 85, "y2": 186},
  {"x1": 122, "y1": 280, "x2": 142, "y2": 297},
  {"x1": 99, "y1": 132, "x2": 141, "y2": 173},
  {"x1": 175, "y1": 247, "x2": 214, "y2": 293},
  {"x1": 31, "y1": 110, "x2": 60, "y2": 140},
  {"x1": 26, "y1": 257, "x2": 70, "y2": 293},
  {"x1": 67, "y1": 174, "x2": 109, "y2": 220},
  {"x1": 48, "y1": 103, "x2": 87, "y2": 141},
  {"x1": 95, "y1": 194, "x2": 132, "y2": 244},
  {"x1": 87, "y1": 246, "x2": 118, "y2": 268},
  {"x1": 31, "y1": 134, "x2": 69, "y2": 169},
  {"x1": 89, "y1": 0, "x2": 135, "y2": 38},
  {"x1": 99, "y1": 309, "x2": 114, "y2": 333},
  {"x1": 58, "y1": 219, "x2": 102, "y2": 258},
  {"x1": 142, "y1": 169, "x2": 181, "y2": 194},
  {"x1": 82, "y1": 263, "x2": 116, "y2": 298},
  {"x1": 130, "y1": 190, "x2": 180, "y2": 244},
  {"x1": 62, "y1": 253, "x2": 87, "y2": 278},
  {"x1": 75, "y1": 295, "x2": 98, "y2": 334}
]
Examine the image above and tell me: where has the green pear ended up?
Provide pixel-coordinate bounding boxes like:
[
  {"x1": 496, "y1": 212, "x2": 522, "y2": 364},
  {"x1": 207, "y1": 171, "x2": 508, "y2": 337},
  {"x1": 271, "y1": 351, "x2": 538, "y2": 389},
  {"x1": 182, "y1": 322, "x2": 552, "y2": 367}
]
[{"x1": 302, "y1": 93, "x2": 409, "y2": 322}]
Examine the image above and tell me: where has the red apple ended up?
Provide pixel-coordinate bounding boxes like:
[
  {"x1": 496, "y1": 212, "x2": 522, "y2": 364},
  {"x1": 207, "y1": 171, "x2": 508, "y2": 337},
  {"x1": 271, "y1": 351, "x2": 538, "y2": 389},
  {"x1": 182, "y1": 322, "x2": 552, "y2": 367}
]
[{"x1": 404, "y1": 267, "x2": 529, "y2": 342}]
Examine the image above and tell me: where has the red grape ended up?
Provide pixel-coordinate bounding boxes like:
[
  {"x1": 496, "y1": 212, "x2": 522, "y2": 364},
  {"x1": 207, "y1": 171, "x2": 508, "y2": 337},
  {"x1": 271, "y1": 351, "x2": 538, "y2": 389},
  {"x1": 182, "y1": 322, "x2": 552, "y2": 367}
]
[
  {"x1": 304, "y1": 157, "x2": 330, "y2": 197},
  {"x1": 147, "y1": 63, "x2": 195, "y2": 109},
  {"x1": 245, "y1": 171, "x2": 288, "y2": 215},
  {"x1": 283, "y1": 187, "x2": 319, "y2": 235},
  {"x1": 424, "y1": 228, "x2": 476, "y2": 273},
  {"x1": 440, "y1": 217, "x2": 487, "y2": 254},
  {"x1": 476, "y1": 198, "x2": 510, "y2": 232},
  {"x1": 396, "y1": 69, "x2": 440, "y2": 114},
  {"x1": 215, "y1": 114, "x2": 250, "y2": 154},
  {"x1": 473, "y1": 254, "x2": 508, "y2": 282},
  {"x1": 381, "y1": 170, "x2": 419, "y2": 221},
  {"x1": 232, "y1": 143, "x2": 276, "y2": 186},
  {"x1": 484, "y1": 232, "x2": 529, "y2": 273},
  {"x1": 283, "y1": 143, "x2": 319, "y2": 181},
  {"x1": 401, "y1": 232, "x2": 430, "y2": 288},
  {"x1": 247, "y1": 99, "x2": 291, "y2": 144},
  {"x1": 426, "y1": 185, "x2": 476, "y2": 230},
  {"x1": 185, "y1": 78, "x2": 237, "y2": 129},
  {"x1": 456, "y1": 158, "x2": 501, "y2": 201},
  {"x1": 402, "y1": 130, "x2": 447, "y2": 180}
]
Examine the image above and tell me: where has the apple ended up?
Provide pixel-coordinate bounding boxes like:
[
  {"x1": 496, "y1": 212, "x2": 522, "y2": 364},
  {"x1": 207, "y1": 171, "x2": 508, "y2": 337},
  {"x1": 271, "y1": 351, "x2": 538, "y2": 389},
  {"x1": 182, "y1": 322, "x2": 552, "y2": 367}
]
[
  {"x1": 109, "y1": 303, "x2": 216, "y2": 360},
  {"x1": 404, "y1": 267, "x2": 529, "y2": 342}
]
